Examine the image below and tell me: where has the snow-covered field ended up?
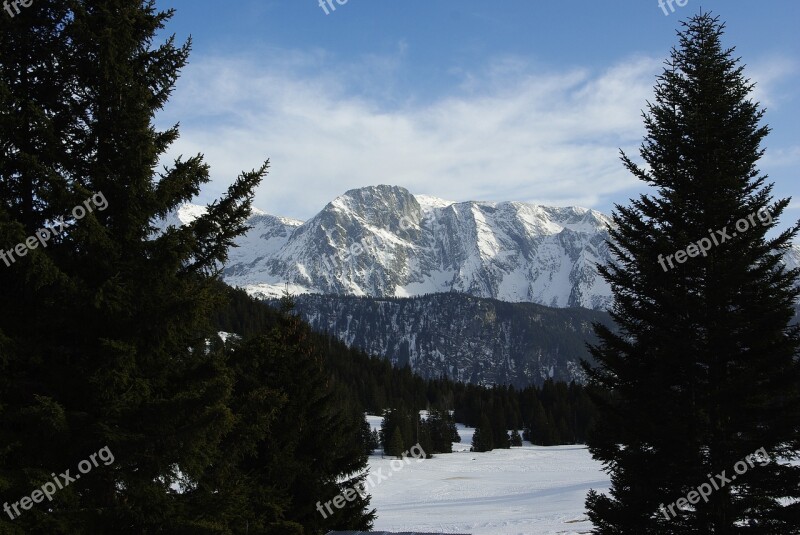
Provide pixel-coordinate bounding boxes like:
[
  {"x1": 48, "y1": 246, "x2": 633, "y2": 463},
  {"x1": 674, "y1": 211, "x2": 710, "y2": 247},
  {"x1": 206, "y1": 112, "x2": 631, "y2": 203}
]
[{"x1": 365, "y1": 416, "x2": 609, "y2": 535}]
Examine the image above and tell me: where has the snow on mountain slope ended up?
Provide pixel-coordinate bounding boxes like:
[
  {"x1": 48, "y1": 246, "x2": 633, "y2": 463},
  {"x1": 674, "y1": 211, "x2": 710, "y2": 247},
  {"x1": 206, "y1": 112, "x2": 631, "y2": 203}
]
[
  {"x1": 154, "y1": 203, "x2": 207, "y2": 230},
  {"x1": 782, "y1": 244, "x2": 800, "y2": 271},
  {"x1": 222, "y1": 185, "x2": 616, "y2": 309},
  {"x1": 163, "y1": 186, "x2": 799, "y2": 311},
  {"x1": 223, "y1": 212, "x2": 303, "y2": 274}
]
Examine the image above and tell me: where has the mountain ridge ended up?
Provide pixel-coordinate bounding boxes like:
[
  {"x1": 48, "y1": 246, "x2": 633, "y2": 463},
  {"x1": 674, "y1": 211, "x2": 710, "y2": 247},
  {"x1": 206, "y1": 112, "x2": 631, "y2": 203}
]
[
  {"x1": 268, "y1": 292, "x2": 616, "y2": 386},
  {"x1": 221, "y1": 185, "x2": 616, "y2": 309},
  {"x1": 161, "y1": 187, "x2": 800, "y2": 386}
]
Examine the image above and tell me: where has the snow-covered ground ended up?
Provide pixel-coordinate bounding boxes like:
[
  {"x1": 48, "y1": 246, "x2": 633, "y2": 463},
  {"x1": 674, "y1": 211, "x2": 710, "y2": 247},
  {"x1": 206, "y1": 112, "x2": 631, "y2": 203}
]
[{"x1": 365, "y1": 416, "x2": 609, "y2": 535}]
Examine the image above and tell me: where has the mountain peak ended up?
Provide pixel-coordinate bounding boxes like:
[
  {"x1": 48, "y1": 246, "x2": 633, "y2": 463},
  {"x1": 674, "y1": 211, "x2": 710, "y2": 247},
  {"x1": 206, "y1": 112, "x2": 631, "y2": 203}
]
[
  {"x1": 221, "y1": 186, "x2": 616, "y2": 309},
  {"x1": 326, "y1": 185, "x2": 420, "y2": 222}
]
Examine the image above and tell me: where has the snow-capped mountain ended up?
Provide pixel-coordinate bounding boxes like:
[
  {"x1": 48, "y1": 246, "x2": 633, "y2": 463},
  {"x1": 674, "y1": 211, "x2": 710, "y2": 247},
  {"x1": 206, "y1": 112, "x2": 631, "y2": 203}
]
[
  {"x1": 162, "y1": 187, "x2": 800, "y2": 387},
  {"x1": 221, "y1": 185, "x2": 616, "y2": 310},
  {"x1": 165, "y1": 185, "x2": 800, "y2": 312}
]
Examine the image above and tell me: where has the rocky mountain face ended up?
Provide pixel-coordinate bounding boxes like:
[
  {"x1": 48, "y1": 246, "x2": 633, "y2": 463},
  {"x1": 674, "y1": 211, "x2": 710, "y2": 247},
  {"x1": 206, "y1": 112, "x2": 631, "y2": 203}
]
[
  {"x1": 222, "y1": 185, "x2": 615, "y2": 310},
  {"x1": 163, "y1": 186, "x2": 800, "y2": 387},
  {"x1": 176, "y1": 185, "x2": 800, "y2": 312},
  {"x1": 274, "y1": 293, "x2": 615, "y2": 387}
]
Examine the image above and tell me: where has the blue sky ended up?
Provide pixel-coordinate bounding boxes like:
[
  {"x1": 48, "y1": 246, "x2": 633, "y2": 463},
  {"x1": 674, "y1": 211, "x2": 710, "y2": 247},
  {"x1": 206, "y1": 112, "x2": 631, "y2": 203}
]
[{"x1": 154, "y1": 0, "x2": 800, "y2": 222}]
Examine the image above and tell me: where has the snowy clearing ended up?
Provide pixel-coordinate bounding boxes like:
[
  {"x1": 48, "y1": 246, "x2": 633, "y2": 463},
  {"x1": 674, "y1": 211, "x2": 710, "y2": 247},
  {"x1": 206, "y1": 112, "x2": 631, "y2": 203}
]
[{"x1": 365, "y1": 416, "x2": 609, "y2": 535}]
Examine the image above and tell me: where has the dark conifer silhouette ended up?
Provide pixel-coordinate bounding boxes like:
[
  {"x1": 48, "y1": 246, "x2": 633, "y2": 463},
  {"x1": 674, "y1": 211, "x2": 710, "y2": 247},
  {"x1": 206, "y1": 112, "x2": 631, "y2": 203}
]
[{"x1": 584, "y1": 13, "x2": 800, "y2": 532}]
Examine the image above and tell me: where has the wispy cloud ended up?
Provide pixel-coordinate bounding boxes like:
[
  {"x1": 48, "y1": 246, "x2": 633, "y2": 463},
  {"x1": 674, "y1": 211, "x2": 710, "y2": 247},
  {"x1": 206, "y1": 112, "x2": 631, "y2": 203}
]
[
  {"x1": 157, "y1": 48, "x2": 795, "y2": 220},
  {"x1": 747, "y1": 55, "x2": 798, "y2": 109},
  {"x1": 763, "y1": 145, "x2": 800, "y2": 168}
]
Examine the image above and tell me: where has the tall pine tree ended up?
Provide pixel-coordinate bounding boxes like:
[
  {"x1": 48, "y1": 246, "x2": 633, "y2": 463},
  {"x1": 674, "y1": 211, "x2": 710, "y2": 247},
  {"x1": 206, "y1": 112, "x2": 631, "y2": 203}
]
[
  {"x1": 197, "y1": 299, "x2": 375, "y2": 534},
  {"x1": 0, "y1": 1, "x2": 267, "y2": 532},
  {"x1": 584, "y1": 13, "x2": 800, "y2": 533}
]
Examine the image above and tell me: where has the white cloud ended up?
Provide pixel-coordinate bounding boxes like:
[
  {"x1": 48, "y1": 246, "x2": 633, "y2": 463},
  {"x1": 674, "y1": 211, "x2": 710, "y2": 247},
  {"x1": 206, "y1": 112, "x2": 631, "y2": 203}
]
[
  {"x1": 156, "y1": 48, "x2": 795, "y2": 220},
  {"x1": 763, "y1": 145, "x2": 800, "y2": 168},
  {"x1": 747, "y1": 55, "x2": 798, "y2": 109}
]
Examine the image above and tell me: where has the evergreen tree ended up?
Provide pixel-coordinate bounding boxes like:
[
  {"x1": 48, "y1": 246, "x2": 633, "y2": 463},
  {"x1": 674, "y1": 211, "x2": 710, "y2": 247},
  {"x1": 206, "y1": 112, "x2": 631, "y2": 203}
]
[
  {"x1": 380, "y1": 406, "x2": 417, "y2": 455},
  {"x1": 362, "y1": 416, "x2": 377, "y2": 455},
  {"x1": 471, "y1": 414, "x2": 494, "y2": 453},
  {"x1": 572, "y1": 385, "x2": 597, "y2": 444},
  {"x1": 389, "y1": 429, "x2": 406, "y2": 459},
  {"x1": 510, "y1": 429, "x2": 523, "y2": 447},
  {"x1": 380, "y1": 410, "x2": 394, "y2": 454},
  {"x1": 525, "y1": 399, "x2": 556, "y2": 446},
  {"x1": 584, "y1": 14, "x2": 800, "y2": 532},
  {"x1": 180, "y1": 335, "x2": 295, "y2": 535},
  {"x1": 191, "y1": 299, "x2": 375, "y2": 534},
  {"x1": 451, "y1": 421, "x2": 462, "y2": 444},
  {"x1": 0, "y1": 1, "x2": 266, "y2": 532},
  {"x1": 425, "y1": 408, "x2": 457, "y2": 454},
  {"x1": 416, "y1": 417, "x2": 434, "y2": 459},
  {"x1": 492, "y1": 403, "x2": 511, "y2": 449},
  {"x1": 371, "y1": 429, "x2": 382, "y2": 451}
]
